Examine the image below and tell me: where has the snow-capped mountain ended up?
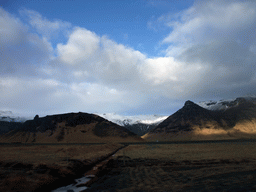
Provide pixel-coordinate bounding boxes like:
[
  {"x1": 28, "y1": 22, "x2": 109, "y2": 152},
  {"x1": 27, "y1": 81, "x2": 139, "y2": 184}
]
[
  {"x1": 97, "y1": 113, "x2": 168, "y2": 126},
  {"x1": 143, "y1": 97, "x2": 256, "y2": 141},
  {"x1": 97, "y1": 113, "x2": 168, "y2": 136},
  {"x1": 197, "y1": 96, "x2": 256, "y2": 111}
]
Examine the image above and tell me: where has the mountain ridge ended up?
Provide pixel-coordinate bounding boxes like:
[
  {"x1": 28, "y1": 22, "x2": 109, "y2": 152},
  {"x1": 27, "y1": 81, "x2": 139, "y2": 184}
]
[
  {"x1": 97, "y1": 113, "x2": 168, "y2": 136},
  {"x1": 1, "y1": 96, "x2": 256, "y2": 141},
  {"x1": 142, "y1": 97, "x2": 256, "y2": 141},
  {"x1": 0, "y1": 112, "x2": 143, "y2": 143}
]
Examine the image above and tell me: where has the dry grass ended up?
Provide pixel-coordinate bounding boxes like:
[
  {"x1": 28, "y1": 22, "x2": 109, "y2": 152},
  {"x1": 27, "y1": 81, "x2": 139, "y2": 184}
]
[
  {"x1": 105, "y1": 161, "x2": 256, "y2": 192},
  {"x1": 0, "y1": 144, "x2": 123, "y2": 191},
  {"x1": 87, "y1": 141, "x2": 256, "y2": 192},
  {"x1": 115, "y1": 142, "x2": 256, "y2": 161},
  {"x1": 0, "y1": 144, "x2": 122, "y2": 165},
  {"x1": 1, "y1": 141, "x2": 256, "y2": 191}
]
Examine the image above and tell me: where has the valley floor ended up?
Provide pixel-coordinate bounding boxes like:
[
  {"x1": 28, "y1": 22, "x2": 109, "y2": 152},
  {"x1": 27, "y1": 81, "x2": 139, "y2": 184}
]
[
  {"x1": 0, "y1": 140, "x2": 255, "y2": 191},
  {"x1": 86, "y1": 158, "x2": 256, "y2": 192},
  {"x1": 86, "y1": 141, "x2": 256, "y2": 192},
  {"x1": 0, "y1": 143, "x2": 123, "y2": 191}
]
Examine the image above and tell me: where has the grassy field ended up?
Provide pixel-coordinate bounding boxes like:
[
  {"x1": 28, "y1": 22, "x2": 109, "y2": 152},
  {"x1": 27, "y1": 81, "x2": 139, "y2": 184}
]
[
  {"x1": 0, "y1": 144, "x2": 122, "y2": 165},
  {"x1": 87, "y1": 141, "x2": 256, "y2": 192},
  {"x1": 115, "y1": 141, "x2": 256, "y2": 161},
  {"x1": 1, "y1": 141, "x2": 256, "y2": 191},
  {"x1": 0, "y1": 143, "x2": 122, "y2": 192}
]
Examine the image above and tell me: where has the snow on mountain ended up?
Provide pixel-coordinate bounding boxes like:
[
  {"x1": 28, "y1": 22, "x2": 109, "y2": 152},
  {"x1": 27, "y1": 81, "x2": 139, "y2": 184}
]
[
  {"x1": 197, "y1": 95, "x2": 256, "y2": 111},
  {"x1": 0, "y1": 111, "x2": 30, "y2": 122},
  {"x1": 96, "y1": 113, "x2": 168, "y2": 136},
  {"x1": 97, "y1": 113, "x2": 168, "y2": 126}
]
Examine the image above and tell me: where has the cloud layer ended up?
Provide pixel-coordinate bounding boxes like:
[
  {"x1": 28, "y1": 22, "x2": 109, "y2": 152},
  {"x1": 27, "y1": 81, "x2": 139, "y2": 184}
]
[
  {"x1": 163, "y1": 0, "x2": 256, "y2": 99},
  {"x1": 0, "y1": 0, "x2": 256, "y2": 116}
]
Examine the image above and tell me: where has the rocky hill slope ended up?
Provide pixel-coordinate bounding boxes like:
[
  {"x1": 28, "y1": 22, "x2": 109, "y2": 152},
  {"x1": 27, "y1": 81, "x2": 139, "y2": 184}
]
[
  {"x1": 142, "y1": 97, "x2": 256, "y2": 141},
  {"x1": 0, "y1": 112, "x2": 143, "y2": 143}
]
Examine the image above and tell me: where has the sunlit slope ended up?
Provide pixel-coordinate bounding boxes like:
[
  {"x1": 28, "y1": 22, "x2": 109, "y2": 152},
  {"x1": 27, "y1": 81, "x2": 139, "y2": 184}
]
[
  {"x1": 142, "y1": 99, "x2": 256, "y2": 141},
  {"x1": 0, "y1": 112, "x2": 143, "y2": 143}
]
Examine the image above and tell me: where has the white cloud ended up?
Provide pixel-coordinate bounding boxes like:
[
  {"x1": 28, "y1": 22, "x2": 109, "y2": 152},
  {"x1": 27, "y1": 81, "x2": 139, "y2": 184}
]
[
  {"x1": 140, "y1": 57, "x2": 208, "y2": 97},
  {"x1": 97, "y1": 37, "x2": 146, "y2": 84},
  {"x1": 143, "y1": 57, "x2": 184, "y2": 84},
  {"x1": 0, "y1": 8, "x2": 53, "y2": 77},
  {"x1": 19, "y1": 9, "x2": 71, "y2": 39},
  {"x1": 0, "y1": 76, "x2": 146, "y2": 116},
  {"x1": 57, "y1": 27, "x2": 100, "y2": 65},
  {"x1": 56, "y1": 29, "x2": 146, "y2": 87},
  {"x1": 163, "y1": 0, "x2": 256, "y2": 45},
  {"x1": 0, "y1": 77, "x2": 63, "y2": 114},
  {"x1": 0, "y1": 7, "x2": 27, "y2": 45},
  {"x1": 159, "y1": 0, "x2": 256, "y2": 100}
]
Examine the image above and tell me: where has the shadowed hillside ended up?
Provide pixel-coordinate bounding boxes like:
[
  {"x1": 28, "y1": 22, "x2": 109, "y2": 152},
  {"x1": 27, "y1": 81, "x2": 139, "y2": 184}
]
[
  {"x1": 0, "y1": 121, "x2": 23, "y2": 135},
  {"x1": 0, "y1": 112, "x2": 143, "y2": 143},
  {"x1": 123, "y1": 123, "x2": 158, "y2": 136},
  {"x1": 142, "y1": 98, "x2": 256, "y2": 141}
]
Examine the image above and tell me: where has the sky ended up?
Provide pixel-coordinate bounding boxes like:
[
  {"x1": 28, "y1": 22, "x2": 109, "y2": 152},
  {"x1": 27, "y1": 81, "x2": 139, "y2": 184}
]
[{"x1": 0, "y1": 0, "x2": 256, "y2": 117}]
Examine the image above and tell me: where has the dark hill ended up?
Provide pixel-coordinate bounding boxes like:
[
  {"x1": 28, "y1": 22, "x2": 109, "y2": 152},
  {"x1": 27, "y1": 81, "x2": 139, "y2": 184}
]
[
  {"x1": 142, "y1": 99, "x2": 256, "y2": 141},
  {"x1": 0, "y1": 121, "x2": 23, "y2": 135},
  {"x1": 0, "y1": 112, "x2": 143, "y2": 143}
]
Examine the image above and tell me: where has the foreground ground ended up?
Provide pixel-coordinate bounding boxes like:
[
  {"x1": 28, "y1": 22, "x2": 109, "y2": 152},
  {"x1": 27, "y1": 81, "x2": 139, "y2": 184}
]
[
  {"x1": 0, "y1": 143, "x2": 122, "y2": 191},
  {"x1": 86, "y1": 141, "x2": 256, "y2": 192},
  {"x1": 0, "y1": 141, "x2": 256, "y2": 191}
]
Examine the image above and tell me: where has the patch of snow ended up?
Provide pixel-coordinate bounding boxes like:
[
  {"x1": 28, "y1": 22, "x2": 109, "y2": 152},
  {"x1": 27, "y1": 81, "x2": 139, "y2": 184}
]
[
  {"x1": 97, "y1": 113, "x2": 168, "y2": 127},
  {"x1": 197, "y1": 100, "x2": 231, "y2": 111},
  {"x1": 0, "y1": 110, "x2": 31, "y2": 122},
  {"x1": 140, "y1": 116, "x2": 169, "y2": 124},
  {"x1": 197, "y1": 95, "x2": 256, "y2": 111}
]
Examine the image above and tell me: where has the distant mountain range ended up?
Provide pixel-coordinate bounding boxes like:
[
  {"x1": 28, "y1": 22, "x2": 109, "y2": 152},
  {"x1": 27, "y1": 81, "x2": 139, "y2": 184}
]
[
  {"x1": 142, "y1": 96, "x2": 256, "y2": 141},
  {"x1": 0, "y1": 112, "x2": 168, "y2": 136},
  {"x1": 1, "y1": 96, "x2": 256, "y2": 142},
  {"x1": 97, "y1": 113, "x2": 168, "y2": 136}
]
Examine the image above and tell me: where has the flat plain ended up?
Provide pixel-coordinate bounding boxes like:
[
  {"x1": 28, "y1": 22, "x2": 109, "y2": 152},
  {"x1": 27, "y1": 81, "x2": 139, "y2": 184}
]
[
  {"x1": 0, "y1": 143, "x2": 122, "y2": 191},
  {"x1": 86, "y1": 141, "x2": 256, "y2": 192},
  {"x1": 0, "y1": 140, "x2": 256, "y2": 192}
]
